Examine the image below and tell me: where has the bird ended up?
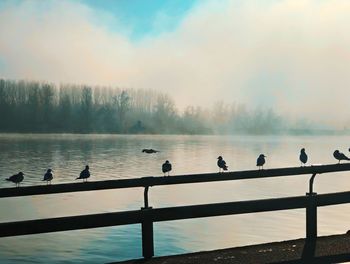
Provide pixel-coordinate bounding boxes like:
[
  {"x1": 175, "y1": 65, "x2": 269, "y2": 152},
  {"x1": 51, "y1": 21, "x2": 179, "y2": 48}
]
[
  {"x1": 142, "y1": 149, "x2": 159, "y2": 154},
  {"x1": 42, "y1": 169, "x2": 53, "y2": 185},
  {"x1": 256, "y1": 154, "x2": 266, "y2": 170},
  {"x1": 6, "y1": 172, "x2": 24, "y2": 187},
  {"x1": 76, "y1": 165, "x2": 90, "y2": 182},
  {"x1": 333, "y1": 150, "x2": 350, "y2": 163},
  {"x1": 217, "y1": 156, "x2": 228, "y2": 172},
  {"x1": 299, "y1": 148, "x2": 308, "y2": 166},
  {"x1": 162, "y1": 160, "x2": 172, "y2": 176}
]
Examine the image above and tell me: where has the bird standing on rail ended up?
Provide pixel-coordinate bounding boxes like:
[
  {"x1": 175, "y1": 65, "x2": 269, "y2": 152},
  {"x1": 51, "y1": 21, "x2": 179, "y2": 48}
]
[
  {"x1": 256, "y1": 154, "x2": 266, "y2": 170},
  {"x1": 333, "y1": 150, "x2": 350, "y2": 163},
  {"x1": 299, "y1": 148, "x2": 308, "y2": 166},
  {"x1": 217, "y1": 156, "x2": 228, "y2": 172},
  {"x1": 162, "y1": 160, "x2": 172, "y2": 176},
  {"x1": 43, "y1": 169, "x2": 53, "y2": 185},
  {"x1": 6, "y1": 172, "x2": 24, "y2": 187},
  {"x1": 77, "y1": 165, "x2": 90, "y2": 182}
]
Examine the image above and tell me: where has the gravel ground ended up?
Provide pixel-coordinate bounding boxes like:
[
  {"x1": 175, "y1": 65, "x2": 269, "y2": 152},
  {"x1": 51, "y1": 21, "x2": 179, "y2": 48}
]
[{"x1": 114, "y1": 233, "x2": 350, "y2": 264}]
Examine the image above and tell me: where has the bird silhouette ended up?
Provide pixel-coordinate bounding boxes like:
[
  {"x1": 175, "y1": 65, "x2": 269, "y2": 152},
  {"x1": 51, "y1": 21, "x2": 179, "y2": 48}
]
[
  {"x1": 43, "y1": 169, "x2": 53, "y2": 185},
  {"x1": 6, "y1": 172, "x2": 24, "y2": 187},
  {"x1": 162, "y1": 160, "x2": 172, "y2": 176},
  {"x1": 300, "y1": 148, "x2": 308, "y2": 166},
  {"x1": 333, "y1": 150, "x2": 350, "y2": 163},
  {"x1": 142, "y1": 149, "x2": 159, "y2": 154},
  {"x1": 217, "y1": 156, "x2": 228, "y2": 172},
  {"x1": 256, "y1": 154, "x2": 266, "y2": 170},
  {"x1": 76, "y1": 165, "x2": 90, "y2": 182}
]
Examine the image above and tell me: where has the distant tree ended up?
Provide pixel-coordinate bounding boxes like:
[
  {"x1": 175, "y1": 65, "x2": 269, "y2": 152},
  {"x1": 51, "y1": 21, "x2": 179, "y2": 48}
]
[
  {"x1": 80, "y1": 87, "x2": 93, "y2": 132},
  {"x1": 113, "y1": 90, "x2": 130, "y2": 132}
]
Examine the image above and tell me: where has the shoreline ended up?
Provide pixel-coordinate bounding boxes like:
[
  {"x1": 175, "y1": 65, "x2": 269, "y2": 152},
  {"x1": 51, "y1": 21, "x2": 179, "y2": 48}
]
[{"x1": 116, "y1": 233, "x2": 350, "y2": 264}]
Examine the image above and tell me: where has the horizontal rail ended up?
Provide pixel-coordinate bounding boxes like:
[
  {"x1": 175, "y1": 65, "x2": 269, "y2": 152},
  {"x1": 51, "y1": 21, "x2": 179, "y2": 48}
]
[
  {"x1": 1, "y1": 190, "x2": 350, "y2": 238},
  {"x1": 1, "y1": 163, "x2": 350, "y2": 198}
]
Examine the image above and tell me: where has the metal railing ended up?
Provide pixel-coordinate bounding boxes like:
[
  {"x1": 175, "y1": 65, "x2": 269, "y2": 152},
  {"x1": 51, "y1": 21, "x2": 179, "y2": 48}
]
[{"x1": 1, "y1": 163, "x2": 350, "y2": 259}]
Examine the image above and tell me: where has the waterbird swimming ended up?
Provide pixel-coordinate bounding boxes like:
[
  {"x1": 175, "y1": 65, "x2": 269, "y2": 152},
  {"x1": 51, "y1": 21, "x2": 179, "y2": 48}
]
[
  {"x1": 43, "y1": 169, "x2": 53, "y2": 185},
  {"x1": 256, "y1": 154, "x2": 266, "y2": 170},
  {"x1": 162, "y1": 160, "x2": 172, "y2": 176},
  {"x1": 217, "y1": 156, "x2": 228, "y2": 172},
  {"x1": 333, "y1": 150, "x2": 350, "y2": 163},
  {"x1": 6, "y1": 172, "x2": 24, "y2": 187},
  {"x1": 76, "y1": 165, "x2": 90, "y2": 182},
  {"x1": 142, "y1": 149, "x2": 159, "y2": 154},
  {"x1": 299, "y1": 148, "x2": 308, "y2": 166}
]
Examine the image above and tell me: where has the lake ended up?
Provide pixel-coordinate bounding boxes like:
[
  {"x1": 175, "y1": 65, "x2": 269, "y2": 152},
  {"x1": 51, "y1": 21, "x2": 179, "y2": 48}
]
[{"x1": 0, "y1": 134, "x2": 350, "y2": 263}]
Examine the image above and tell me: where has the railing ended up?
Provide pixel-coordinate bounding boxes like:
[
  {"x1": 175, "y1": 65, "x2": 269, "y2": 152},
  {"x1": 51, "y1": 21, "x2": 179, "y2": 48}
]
[{"x1": 1, "y1": 163, "x2": 350, "y2": 260}]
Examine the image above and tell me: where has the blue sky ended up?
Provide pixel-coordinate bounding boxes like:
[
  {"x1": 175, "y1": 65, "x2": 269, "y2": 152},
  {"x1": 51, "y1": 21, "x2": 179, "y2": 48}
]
[{"x1": 79, "y1": 0, "x2": 198, "y2": 40}]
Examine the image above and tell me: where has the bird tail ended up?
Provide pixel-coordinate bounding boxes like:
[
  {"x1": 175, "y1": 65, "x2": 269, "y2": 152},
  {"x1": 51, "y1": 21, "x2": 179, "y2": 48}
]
[
  {"x1": 76, "y1": 177, "x2": 80, "y2": 180},
  {"x1": 5, "y1": 178, "x2": 10, "y2": 181},
  {"x1": 223, "y1": 166, "x2": 228, "y2": 170}
]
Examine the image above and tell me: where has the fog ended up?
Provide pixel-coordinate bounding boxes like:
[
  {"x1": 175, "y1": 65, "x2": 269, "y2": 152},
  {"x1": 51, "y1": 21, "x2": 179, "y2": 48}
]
[{"x1": 1, "y1": 0, "x2": 350, "y2": 128}]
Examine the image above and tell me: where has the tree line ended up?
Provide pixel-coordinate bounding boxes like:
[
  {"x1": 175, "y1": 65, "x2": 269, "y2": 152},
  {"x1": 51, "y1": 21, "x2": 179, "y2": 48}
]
[{"x1": 0, "y1": 79, "x2": 286, "y2": 134}]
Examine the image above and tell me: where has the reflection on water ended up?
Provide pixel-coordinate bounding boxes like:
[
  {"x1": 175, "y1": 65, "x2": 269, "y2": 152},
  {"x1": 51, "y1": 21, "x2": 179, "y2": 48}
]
[{"x1": 0, "y1": 134, "x2": 350, "y2": 263}]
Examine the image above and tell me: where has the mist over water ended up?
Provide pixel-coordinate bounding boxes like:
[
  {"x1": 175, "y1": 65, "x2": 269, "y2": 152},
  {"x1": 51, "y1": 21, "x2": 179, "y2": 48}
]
[{"x1": 0, "y1": 134, "x2": 350, "y2": 263}]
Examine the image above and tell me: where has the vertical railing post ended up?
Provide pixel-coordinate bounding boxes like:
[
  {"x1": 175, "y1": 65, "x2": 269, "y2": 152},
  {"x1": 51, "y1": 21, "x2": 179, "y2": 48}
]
[
  {"x1": 306, "y1": 192, "x2": 317, "y2": 241},
  {"x1": 306, "y1": 174, "x2": 317, "y2": 241},
  {"x1": 141, "y1": 208, "x2": 154, "y2": 259},
  {"x1": 141, "y1": 185, "x2": 154, "y2": 259}
]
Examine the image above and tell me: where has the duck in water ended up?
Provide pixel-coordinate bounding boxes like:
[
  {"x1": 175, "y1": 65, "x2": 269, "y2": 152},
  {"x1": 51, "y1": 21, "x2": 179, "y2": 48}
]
[{"x1": 142, "y1": 149, "x2": 159, "y2": 154}]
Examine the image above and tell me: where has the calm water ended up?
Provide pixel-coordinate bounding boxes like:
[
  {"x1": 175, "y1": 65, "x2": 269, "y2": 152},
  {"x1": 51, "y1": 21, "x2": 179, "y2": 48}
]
[{"x1": 0, "y1": 134, "x2": 350, "y2": 263}]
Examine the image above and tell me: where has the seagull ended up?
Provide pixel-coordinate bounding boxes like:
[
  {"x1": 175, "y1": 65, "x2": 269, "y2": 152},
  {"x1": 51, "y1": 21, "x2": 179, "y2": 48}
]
[
  {"x1": 299, "y1": 148, "x2": 308, "y2": 166},
  {"x1": 333, "y1": 150, "x2": 350, "y2": 163},
  {"x1": 142, "y1": 149, "x2": 159, "y2": 154},
  {"x1": 6, "y1": 172, "x2": 24, "y2": 187},
  {"x1": 256, "y1": 154, "x2": 266, "y2": 170},
  {"x1": 43, "y1": 169, "x2": 53, "y2": 185},
  {"x1": 162, "y1": 160, "x2": 172, "y2": 176},
  {"x1": 76, "y1": 165, "x2": 90, "y2": 182},
  {"x1": 217, "y1": 156, "x2": 228, "y2": 172}
]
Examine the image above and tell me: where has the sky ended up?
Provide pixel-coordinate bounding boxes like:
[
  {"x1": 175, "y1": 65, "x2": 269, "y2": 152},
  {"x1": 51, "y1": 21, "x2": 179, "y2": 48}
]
[{"x1": 0, "y1": 0, "x2": 350, "y2": 127}]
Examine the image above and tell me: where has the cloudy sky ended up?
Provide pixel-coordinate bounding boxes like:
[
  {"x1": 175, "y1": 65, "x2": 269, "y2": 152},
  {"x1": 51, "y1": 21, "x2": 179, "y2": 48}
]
[{"x1": 0, "y1": 0, "x2": 350, "y2": 127}]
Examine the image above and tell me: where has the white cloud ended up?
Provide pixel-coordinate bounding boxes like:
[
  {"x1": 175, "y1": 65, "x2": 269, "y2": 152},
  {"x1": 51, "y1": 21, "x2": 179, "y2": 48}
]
[{"x1": 0, "y1": 0, "x2": 350, "y2": 127}]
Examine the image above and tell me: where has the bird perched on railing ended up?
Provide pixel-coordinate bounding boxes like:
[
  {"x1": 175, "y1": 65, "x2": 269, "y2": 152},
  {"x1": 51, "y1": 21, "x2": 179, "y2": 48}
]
[
  {"x1": 217, "y1": 156, "x2": 228, "y2": 172},
  {"x1": 6, "y1": 172, "x2": 24, "y2": 187},
  {"x1": 333, "y1": 150, "x2": 350, "y2": 163},
  {"x1": 43, "y1": 169, "x2": 53, "y2": 185},
  {"x1": 299, "y1": 148, "x2": 308, "y2": 166},
  {"x1": 162, "y1": 160, "x2": 172, "y2": 176},
  {"x1": 256, "y1": 154, "x2": 266, "y2": 170},
  {"x1": 142, "y1": 149, "x2": 159, "y2": 154},
  {"x1": 76, "y1": 165, "x2": 90, "y2": 182}
]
